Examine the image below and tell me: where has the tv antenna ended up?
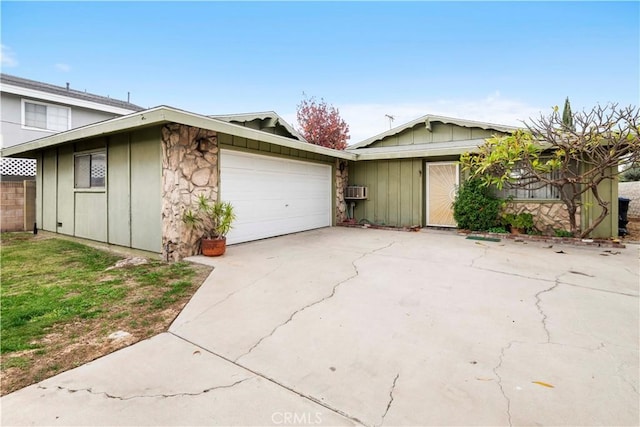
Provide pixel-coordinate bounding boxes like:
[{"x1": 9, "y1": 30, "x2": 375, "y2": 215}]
[{"x1": 385, "y1": 114, "x2": 395, "y2": 129}]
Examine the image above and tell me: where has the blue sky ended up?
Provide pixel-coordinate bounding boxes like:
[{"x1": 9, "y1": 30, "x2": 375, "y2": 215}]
[{"x1": 2, "y1": 1, "x2": 638, "y2": 143}]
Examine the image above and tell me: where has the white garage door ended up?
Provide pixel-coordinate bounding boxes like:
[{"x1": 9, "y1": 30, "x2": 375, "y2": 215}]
[{"x1": 220, "y1": 149, "x2": 332, "y2": 244}]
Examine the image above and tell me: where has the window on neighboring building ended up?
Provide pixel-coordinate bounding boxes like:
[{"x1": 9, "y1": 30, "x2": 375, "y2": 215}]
[
  {"x1": 22, "y1": 100, "x2": 70, "y2": 132},
  {"x1": 74, "y1": 152, "x2": 106, "y2": 189}
]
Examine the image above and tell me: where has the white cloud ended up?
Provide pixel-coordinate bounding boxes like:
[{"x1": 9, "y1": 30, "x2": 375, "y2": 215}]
[
  {"x1": 1, "y1": 44, "x2": 18, "y2": 67},
  {"x1": 55, "y1": 63, "x2": 71, "y2": 72},
  {"x1": 282, "y1": 92, "x2": 547, "y2": 145}
]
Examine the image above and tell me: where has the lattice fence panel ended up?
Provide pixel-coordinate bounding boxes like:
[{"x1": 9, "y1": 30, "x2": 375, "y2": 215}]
[{"x1": 1, "y1": 158, "x2": 36, "y2": 177}]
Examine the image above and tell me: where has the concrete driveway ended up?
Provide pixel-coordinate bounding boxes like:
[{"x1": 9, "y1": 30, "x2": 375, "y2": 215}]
[{"x1": 2, "y1": 227, "x2": 638, "y2": 426}]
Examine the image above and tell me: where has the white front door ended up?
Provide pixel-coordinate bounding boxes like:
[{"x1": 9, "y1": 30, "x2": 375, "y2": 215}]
[
  {"x1": 220, "y1": 149, "x2": 332, "y2": 244},
  {"x1": 426, "y1": 162, "x2": 459, "y2": 227}
]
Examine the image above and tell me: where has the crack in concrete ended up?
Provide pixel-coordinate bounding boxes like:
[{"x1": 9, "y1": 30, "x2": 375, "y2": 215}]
[
  {"x1": 235, "y1": 242, "x2": 396, "y2": 362},
  {"x1": 170, "y1": 333, "x2": 367, "y2": 426},
  {"x1": 469, "y1": 247, "x2": 488, "y2": 268},
  {"x1": 177, "y1": 263, "x2": 285, "y2": 329},
  {"x1": 493, "y1": 342, "x2": 514, "y2": 427},
  {"x1": 379, "y1": 373, "x2": 399, "y2": 426},
  {"x1": 555, "y1": 281, "x2": 639, "y2": 298},
  {"x1": 37, "y1": 377, "x2": 252, "y2": 401},
  {"x1": 534, "y1": 278, "x2": 561, "y2": 343}
]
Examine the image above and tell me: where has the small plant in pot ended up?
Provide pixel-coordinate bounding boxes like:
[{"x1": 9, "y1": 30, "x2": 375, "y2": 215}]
[
  {"x1": 183, "y1": 194, "x2": 236, "y2": 257},
  {"x1": 502, "y1": 212, "x2": 535, "y2": 235}
]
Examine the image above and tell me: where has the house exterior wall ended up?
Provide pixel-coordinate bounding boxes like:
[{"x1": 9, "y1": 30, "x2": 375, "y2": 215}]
[
  {"x1": 580, "y1": 166, "x2": 618, "y2": 238},
  {"x1": 370, "y1": 122, "x2": 497, "y2": 148},
  {"x1": 348, "y1": 159, "x2": 423, "y2": 227},
  {"x1": 0, "y1": 92, "x2": 121, "y2": 148},
  {"x1": 35, "y1": 127, "x2": 163, "y2": 252},
  {"x1": 348, "y1": 123, "x2": 506, "y2": 228}
]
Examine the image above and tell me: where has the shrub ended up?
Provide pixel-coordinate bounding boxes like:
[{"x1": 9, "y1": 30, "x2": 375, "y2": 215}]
[
  {"x1": 488, "y1": 226, "x2": 509, "y2": 234},
  {"x1": 621, "y1": 167, "x2": 640, "y2": 182},
  {"x1": 554, "y1": 229, "x2": 574, "y2": 237},
  {"x1": 502, "y1": 212, "x2": 535, "y2": 233},
  {"x1": 453, "y1": 178, "x2": 503, "y2": 231}
]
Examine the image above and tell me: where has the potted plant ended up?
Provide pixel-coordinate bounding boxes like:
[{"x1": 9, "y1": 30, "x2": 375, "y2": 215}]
[
  {"x1": 183, "y1": 194, "x2": 236, "y2": 256},
  {"x1": 502, "y1": 212, "x2": 535, "y2": 235}
]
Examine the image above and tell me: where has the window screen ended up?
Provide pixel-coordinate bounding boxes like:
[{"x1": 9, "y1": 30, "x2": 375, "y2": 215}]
[{"x1": 75, "y1": 152, "x2": 106, "y2": 189}]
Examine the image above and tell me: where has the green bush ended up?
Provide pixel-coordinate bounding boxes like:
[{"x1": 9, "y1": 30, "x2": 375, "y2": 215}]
[
  {"x1": 502, "y1": 212, "x2": 535, "y2": 233},
  {"x1": 488, "y1": 226, "x2": 509, "y2": 234},
  {"x1": 453, "y1": 178, "x2": 503, "y2": 231},
  {"x1": 621, "y1": 167, "x2": 640, "y2": 182},
  {"x1": 553, "y1": 229, "x2": 574, "y2": 237}
]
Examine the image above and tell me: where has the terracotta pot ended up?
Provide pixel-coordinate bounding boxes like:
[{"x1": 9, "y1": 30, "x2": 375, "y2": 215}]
[{"x1": 201, "y1": 237, "x2": 226, "y2": 257}]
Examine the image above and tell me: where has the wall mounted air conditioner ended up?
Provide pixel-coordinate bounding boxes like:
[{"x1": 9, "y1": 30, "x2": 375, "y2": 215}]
[{"x1": 345, "y1": 186, "x2": 368, "y2": 200}]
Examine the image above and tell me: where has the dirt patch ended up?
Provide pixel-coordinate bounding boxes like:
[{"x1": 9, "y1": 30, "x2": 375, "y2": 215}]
[{"x1": 0, "y1": 258, "x2": 211, "y2": 396}]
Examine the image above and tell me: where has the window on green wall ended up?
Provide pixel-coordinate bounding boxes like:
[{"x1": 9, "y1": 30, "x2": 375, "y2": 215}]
[{"x1": 74, "y1": 152, "x2": 106, "y2": 188}]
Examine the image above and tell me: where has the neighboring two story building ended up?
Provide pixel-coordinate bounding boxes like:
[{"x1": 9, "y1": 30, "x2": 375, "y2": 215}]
[
  {"x1": 0, "y1": 73, "x2": 144, "y2": 232},
  {"x1": 1, "y1": 73, "x2": 144, "y2": 149}
]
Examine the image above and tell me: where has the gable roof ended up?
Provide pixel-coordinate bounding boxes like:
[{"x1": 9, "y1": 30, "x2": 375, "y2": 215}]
[
  {"x1": 209, "y1": 111, "x2": 307, "y2": 142},
  {"x1": 0, "y1": 73, "x2": 145, "y2": 114},
  {"x1": 0, "y1": 106, "x2": 355, "y2": 161},
  {"x1": 348, "y1": 114, "x2": 520, "y2": 149}
]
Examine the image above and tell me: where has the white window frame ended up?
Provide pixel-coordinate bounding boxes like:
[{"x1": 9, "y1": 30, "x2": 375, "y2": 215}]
[{"x1": 21, "y1": 99, "x2": 72, "y2": 133}]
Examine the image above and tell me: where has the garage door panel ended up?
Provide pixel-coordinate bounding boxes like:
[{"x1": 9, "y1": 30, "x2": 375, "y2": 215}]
[{"x1": 221, "y1": 149, "x2": 332, "y2": 245}]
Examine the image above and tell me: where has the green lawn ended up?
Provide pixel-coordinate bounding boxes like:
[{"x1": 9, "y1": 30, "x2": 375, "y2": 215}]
[{"x1": 0, "y1": 233, "x2": 210, "y2": 394}]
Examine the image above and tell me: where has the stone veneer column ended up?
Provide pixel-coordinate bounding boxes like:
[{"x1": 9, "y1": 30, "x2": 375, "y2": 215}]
[
  {"x1": 161, "y1": 124, "x2": 218, "y2": 261},
  {"x1": 335, "y1": 159, "x2": 349, "y2": 223}
]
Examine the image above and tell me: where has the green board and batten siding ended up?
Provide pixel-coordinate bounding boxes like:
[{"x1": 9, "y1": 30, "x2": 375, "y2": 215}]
[
  {"x1": 349, "y1": 159, "x2": 423, "y2": 227},
  {"x1": 108, "y1": 133, "x2": 132, "y2": 247},
  {"x1": 218, "y1": 133, "x2": 336, "y2": 164},
  {"x1": 35, "y1": 126, "x2": 163, "y2": 253},
  {"x1": 347, "y1": 122, "x2": 490, "y2": 228},
  {"x1": 373, "y1": 122, "x2": 496, "y2": 147},
  {"x1": 130, "y1": 128, "x2": 162, "y2": 252}
]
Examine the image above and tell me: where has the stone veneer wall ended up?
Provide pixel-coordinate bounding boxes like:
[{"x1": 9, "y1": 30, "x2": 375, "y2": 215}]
[
  {"x1": 504, "y1": 201, "x2": 580, "y2": 235},
  {"x1": 335, "y1": 159, "x2": 348, "y2": 223},
  {"x1": 161, "y1": 124, "x2": 218, "y2": 261}
]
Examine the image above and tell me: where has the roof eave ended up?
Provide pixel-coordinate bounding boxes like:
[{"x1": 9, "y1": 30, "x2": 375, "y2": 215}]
[
  {"x1": 1, "y1": 83, "x2": 142, "y2": 115},
  {"x1": 1, "y1": 106, "x2": 355, "y2": 160}
]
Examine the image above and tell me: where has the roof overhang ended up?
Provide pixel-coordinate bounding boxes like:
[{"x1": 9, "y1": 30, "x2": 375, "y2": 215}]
[
  {"x1": 347, "y1": 139, "x2": 489, "y2": 161},
  {"x1": 210, "y1": 111, "x2": 308, "y2": 142},
  {"x1": 1, "y1": 83, "x2": 140, "y2": 116},
  {"x1": 1, "y1": 106, "x2": 356, "y2": 161}
]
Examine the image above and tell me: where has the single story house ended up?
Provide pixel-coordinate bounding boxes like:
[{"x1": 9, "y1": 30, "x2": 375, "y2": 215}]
[
  {"x1": 1, "y1": 106, "x2": 618, "y2": 260},
  {"x1": 345, "y1": 115, "x2": 618, "y2": 238}
]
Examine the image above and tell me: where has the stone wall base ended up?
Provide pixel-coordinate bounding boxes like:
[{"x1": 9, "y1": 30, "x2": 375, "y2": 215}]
[{"x1": 504, "y1": 201, "x2": 580, "y2": 235}]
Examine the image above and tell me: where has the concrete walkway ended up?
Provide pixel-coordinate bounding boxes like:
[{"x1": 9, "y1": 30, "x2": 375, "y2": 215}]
[{"x1": 2, "y1": 227, "x2": 638, "y2": 426}]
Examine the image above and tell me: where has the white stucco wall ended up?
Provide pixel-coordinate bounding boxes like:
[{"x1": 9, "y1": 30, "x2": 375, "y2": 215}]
[{"x1": 618, "y1": 182, "x2": 640, "y2": 218}]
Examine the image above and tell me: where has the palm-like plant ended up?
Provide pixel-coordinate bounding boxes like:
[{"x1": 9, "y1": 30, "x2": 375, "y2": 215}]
[{"x1": 183, "y1": 194, "x2": 236, "y2": 240}]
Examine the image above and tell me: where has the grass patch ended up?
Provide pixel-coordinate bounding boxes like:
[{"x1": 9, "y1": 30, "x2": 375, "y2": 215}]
[{"x1": 0, "y1": 233, "x2": 212, "y2": 395}]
